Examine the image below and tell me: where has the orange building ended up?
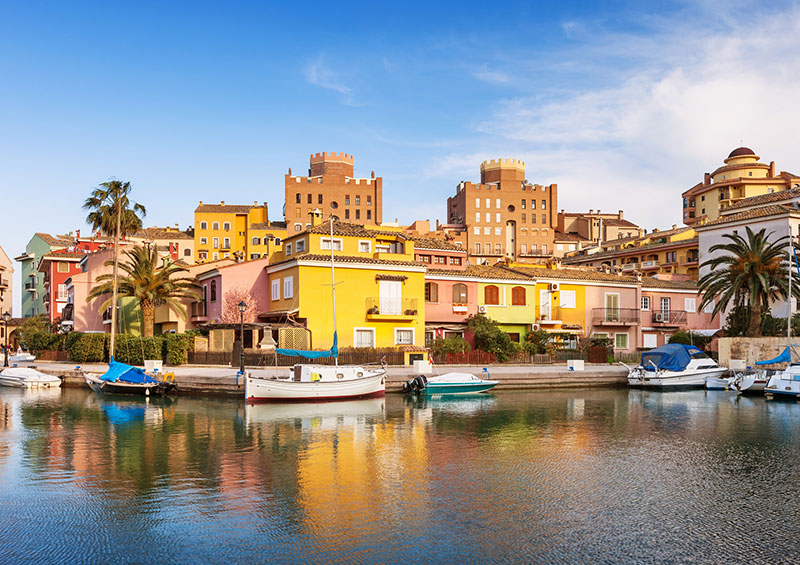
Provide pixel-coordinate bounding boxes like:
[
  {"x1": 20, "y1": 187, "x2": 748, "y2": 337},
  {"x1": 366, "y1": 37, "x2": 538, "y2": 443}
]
[
  {"x1": 446, "y1": 159, "x2": 558, "y2": 263},
  {"x1": 284, "y1": 152, "x2": 382, "y2": 231}
]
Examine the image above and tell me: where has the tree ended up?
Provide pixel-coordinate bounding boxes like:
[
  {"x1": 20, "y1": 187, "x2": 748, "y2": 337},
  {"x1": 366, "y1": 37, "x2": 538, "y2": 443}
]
[
  {"x1": 467, "y1": 313, "x2": 520, "y2": 361},
  {"x1": 17, "y1": 315, "x2": 50, "y2": 349},
  {"x1": 220, "y1": 286, "x2": 258, "y2": 323},
  {"x1": 698, "y1": 227, "x2": 799, "y2": 337},
  {"x1": 668, "y1": 331, "x2": 713, "y2": 350},
  {"x1": 88, "y1": 245, "x2": 200, "y2": 337},
  {"x1": 430, "y1": 336, "x2": 471, "y2": 355},
  {"x1": 83, "y1": 180, "x2": 147, "y2": 356}
]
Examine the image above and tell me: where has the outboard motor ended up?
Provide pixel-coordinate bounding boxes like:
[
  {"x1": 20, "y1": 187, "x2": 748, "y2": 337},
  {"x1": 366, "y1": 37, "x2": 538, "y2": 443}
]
[
  {"x1": 402, "y1": 378, "x2": 416, "y2": 393},
  {"x1": 403, "y1": 375, "x2": 428, "y2": 394}
]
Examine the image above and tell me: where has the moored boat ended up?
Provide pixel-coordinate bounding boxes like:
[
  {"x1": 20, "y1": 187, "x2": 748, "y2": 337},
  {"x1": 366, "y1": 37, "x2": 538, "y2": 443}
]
[
  {"x1": 0, "y1": 367, "x2": 62, "y2": 389},
  {"x1": 85, "y1": 357, "x2": 176, "y2": 397},
  {"x1": 731, "y1": 369, "x2": 771, "y2": 394},
  {"x1": 245, "y1": 364, "x2": 386, "y2": 403},
  {"x1": 705, "y1": 375, "x2": 736, "y2": 390},
  {"x1": 403, "y1": 369, "x2": 498, "y2": 396},
  {"x1": 626, "y1": 344, "x2": 727, "y2": 389}
]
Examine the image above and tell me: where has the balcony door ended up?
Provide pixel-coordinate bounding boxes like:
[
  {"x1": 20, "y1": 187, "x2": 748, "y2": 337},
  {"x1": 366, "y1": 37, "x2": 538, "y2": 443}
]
[
  {"x1": 605, "y1": 293, "x2": 620, "y2": 322},
  {"x1": 660, "y1": 297, "x2": 671, "y2": 320},
  {"x1": 379, "y1": 280, "x2": 402, "y2": 315},
  {"x1": 539, "y1": 289, "x2": 551, "y2": 320}
]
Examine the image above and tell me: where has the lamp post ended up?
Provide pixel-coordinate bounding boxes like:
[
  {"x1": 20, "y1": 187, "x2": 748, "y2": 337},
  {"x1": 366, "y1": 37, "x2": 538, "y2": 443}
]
[
  {"x1": 238, "y1": 301, "x2": 246, "y2": 374},
  {"x1": 2, "y1": 311, "x2": 10, "y2": 367}
]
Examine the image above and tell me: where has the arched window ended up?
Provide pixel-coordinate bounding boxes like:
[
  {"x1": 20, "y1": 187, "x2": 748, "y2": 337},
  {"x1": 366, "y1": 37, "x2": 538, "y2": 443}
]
[
  {"x1": 210, "y1": 280, "x2": 217, "y2": 302},
  {"x1": 200, "y1": 221, "x2": 208, "y2": 230},
  {"x1": 511, "y1": 286, "x2": 526, "y2": 306},
  {"x1": 425, "y1": 282, "x2": 438, "y2": 303},
  {"x1": 252, "y1": 236, "x2": 261, "y2": 245},
  {"x1": 212, "y1": 222, "x2": 220, "y2": 230},
  {"x1": 484, "y1": 285, "x2": 499, "y2": 305},
  {"x1": 452, "y1": 283, "x2": 468, "y2": 304},
  {"x1": 223, "y1": 222, "x2": 231, "y2": 231}
]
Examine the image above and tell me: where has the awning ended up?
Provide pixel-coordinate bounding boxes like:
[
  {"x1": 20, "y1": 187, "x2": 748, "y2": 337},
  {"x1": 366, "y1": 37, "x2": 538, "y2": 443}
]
[
  {"x1": 542, "y1": 328, "x2": 584, "y2": 335},
  {"x1": 689, "y1": 329, "x2": 721, "y2": 337},
  {"x1": 375, "y1": 274, "x2": 408, "y2": 281},
  {"x1": 425, "y1": 323, "x2": 467, "y2": 331}
]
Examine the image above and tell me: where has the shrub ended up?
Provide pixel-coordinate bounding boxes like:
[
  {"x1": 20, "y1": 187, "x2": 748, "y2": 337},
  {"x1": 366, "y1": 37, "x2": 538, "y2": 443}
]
[
  {"x1": 522, "y1": 329, "x2": 551, "y2": 355},
  {"x1": 668, "y1": 331, "x2": 714, "y2": 350},
  {"x1": 165, "y1": 333, "x2": 194, "y2": 365},
  {"x1": 67, "y1": 333, "x2": 109, "y2": 363},
  {"x1": 18, "y1": 315, "x2": 51, "y2": 350},
  {"x1": 28, "y1": 330, "x2": 63, "y2": 353},
  {"x1": 114, "y1": 335, "x2": 165, "y2": 365},
  {"x1": 467, "y1": 314, "x2": 520, "y2": 362},
  {"x1": 430, "y1": 336, "x2": 471, "y2": 355}
]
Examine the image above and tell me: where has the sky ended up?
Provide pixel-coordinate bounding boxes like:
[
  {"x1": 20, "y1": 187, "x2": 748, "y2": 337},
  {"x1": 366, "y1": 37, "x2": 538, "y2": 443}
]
[{"x1": 2, "y1": 0, "x2": 800, "y2": 315}]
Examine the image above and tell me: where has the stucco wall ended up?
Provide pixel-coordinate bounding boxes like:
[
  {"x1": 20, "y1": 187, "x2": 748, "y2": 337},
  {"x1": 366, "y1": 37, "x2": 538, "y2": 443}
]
[{"x1": 718, "y1": 337, "x2": 789, "y2": 368}]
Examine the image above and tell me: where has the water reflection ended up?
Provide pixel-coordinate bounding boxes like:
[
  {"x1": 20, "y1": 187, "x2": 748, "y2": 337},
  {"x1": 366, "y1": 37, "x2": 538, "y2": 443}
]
[{"x1": 0, "y1": 387, "x2": 799, "y2": 562}]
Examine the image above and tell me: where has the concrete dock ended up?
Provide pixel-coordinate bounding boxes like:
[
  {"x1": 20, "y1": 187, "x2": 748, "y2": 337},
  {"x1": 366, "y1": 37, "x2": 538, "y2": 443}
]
[{"x1": 30, "y1": 361, "x2": 628, "y2": 396}]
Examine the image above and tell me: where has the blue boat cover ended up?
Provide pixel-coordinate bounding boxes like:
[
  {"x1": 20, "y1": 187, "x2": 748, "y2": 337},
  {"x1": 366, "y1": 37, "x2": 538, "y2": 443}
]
[
  {"x1": 756, "y1": 346, "x2": 792, "y2": 365},
  {"x1": 100, "y1": 357, "x2": 160, "y2": 384},
  {"x1": 276, "y1": 331, "x2": 338, "y2": 359},
  {"x1": 641, "y1": 344, "x2": 704, "y2": 372}
]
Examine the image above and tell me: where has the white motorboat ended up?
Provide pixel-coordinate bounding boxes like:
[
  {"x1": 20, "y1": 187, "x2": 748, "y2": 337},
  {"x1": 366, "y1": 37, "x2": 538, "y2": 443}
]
[
  {"x1": 245, "y1": 364, "x2": 386, "y2": 403},
  {"x1": 0, "y1": 367, "x2": 62, "y2": 389},
  {"x1": 245, "y1": 396, "x2": 385, "y2": 427},
  {"x1": 731, "y1": 369, "x2": 771, "y2": 394},
  {"x1": 626, "y1": 344, "x2": 727, "y2": 389},
  {"x1": 705, "y1": 375, "x2": 736, "y2": 390},
  {"x1": 765, "y1": 361, "x2": 800, "y2": 400}
]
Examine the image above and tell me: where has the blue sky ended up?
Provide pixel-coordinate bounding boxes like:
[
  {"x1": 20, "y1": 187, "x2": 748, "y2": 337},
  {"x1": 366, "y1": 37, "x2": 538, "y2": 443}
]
[{"x1": 2, "y1": 0, "x2": 800, "y2": 314}]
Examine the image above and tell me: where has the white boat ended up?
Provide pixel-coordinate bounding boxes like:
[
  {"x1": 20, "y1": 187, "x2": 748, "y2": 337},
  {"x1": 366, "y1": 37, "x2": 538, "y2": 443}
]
[
  {"x1": 245, "y1": 364, "x2": 386, "y2": 403},
  {"x1": 765, "y1": 359, "x2": 800, "y2": 400},
  {"x1": 244, "y1": 217, "x2": 386, "y2": 404},
  {"x1": 626, "y1": 343, "x2": 727, "y2": 389},
  {"x1": 0, "y1": 367, "x2": 62, "y2": 389},
  {"x1": 705, "y1": 375, "x2": 736, "y2": 390},
  {"x1": 731, "y1": 369, "x2": 771, "y2": 394}
]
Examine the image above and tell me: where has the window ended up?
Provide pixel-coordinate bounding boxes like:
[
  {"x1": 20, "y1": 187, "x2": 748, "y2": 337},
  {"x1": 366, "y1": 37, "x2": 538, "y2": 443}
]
[
  {"x1": 495, "y1": 227, "x2": 502, "y2": 236},
  {"x1": 285, "y1": 242, "x2": 292, "y2": 255},
  {"x1": 449, "y1": 257, "x2": 461, "y2": 265},
  {"x1": 296, "y1": 193, "x2": 301, "y2": 203},
  {"x1": 521, "y1": 200, "x2": 526, "y2": 209},
  {"x1": 355, "y1": 196, "x2": 361, "y2": 205},
  {"x1": 283, "y1": 276, "x2": 294, "y2": 299},
  {"x1": 484, "y1": 285, "x2": 500, "y2": 305},
  {"x1": 295, "y1": 239, "x2": 306, "y2": 252},
  {"x1": 321, "y1": 238, "x2": 343, "y2": 251},
  {"x1": 420, "y1": 255, "x2": 430, "y2": 263},
  {"x1": 367, "y1": 210, "x2": 372, "y2": 220},
  {"x1": 643, "y1": 333, "x2": 658, "y2": 348},
  {"x1": 57, "y1": 262, "x2": 69, "y2": 273},
  {"x1": 475, "y1": 197, "x2": 480, "y2": 208},
  {"x1": 210, "y1": 280, "x2": 217, "y2": 302},
  {"x1": 521, "y1": 213, "x2": 526, "y2": 223},
  {"x1": 213, "y1": 237, "x2": 219, "y2": 249},
  {"x1": 704, "y1": 300, "x2": 715, "y2": 314},
  {"x1": 531, "y1": 243, "x2": 538, "y2": 252},
  {"x1": 685, "y1": 297, "x2": 696, "y2": 312},
  {"x1": 355, "y1": 328, "x2": 376, "y2": 348},
  {"x1": 559, "y1": 290, "x2": 576, "y2": 309},
  {"x1": 345, "y1": 195, "x2": 351, "y2": 205},
  {"x1": 641, "y1": 296, "x2": 651, "y2": 311},
  {"x1": 355, "y1": 209, "x2": 361, "y2": 220},
  {"x1": 395, "y1": 328, "x2": 414, "y2": 345},
  {"x1": 425, "y1": 331, "x2": 435, "y2": 347},
  {"x1": 184, "y1": 249, "x2": 191, "y2": 256},
  {"x1": 223, "y1": 237, "x2": 230, "y2": 249},
  {"x1": 271, "y1": 279, "x2": 280, "y2": 300},
  {"x1": 474, "y1": 242, "x2": 482, "y2": 254},
  {"x1": 359, "y1": 240, "x2": 371, "y2": 253},
  {"x1": 531, "y1": 200, "x2": 536, "y2": 210},
  {"x1": 660, "y1": 297, "x2": 671, "y2": 315},
  {"x1": 252, "y1": 236, "x2": 261, "y2": 245},
  {"x1": 615, "y1": 333, "x2": 628, "y2": 349},
  {"x1": 484, "y1": 227, "x2": 490, "y2": 235},
  {"x1": 250, "y1": 253, "x2": 261, "y2": 260},
  {"x1": 542, "y1": 244, "x2": 548, "y2": 254},
  {"x1": 307, "y1": 194, "x2": 312, "y2": 204},
  {"x1": 200, "y1": 237, "x2": 208, "y2": 245},
  {"x1": 367, "y1": 195, "x2": 371, "y2": 206},
  {"x1": 511, "y1": 286, "x2": 526, "y2": 306},
  {"x1": 425, "y1": 282, "x2": 438, "y2": 303},
  {"x1": 200, "y1": 221, "x2": 208, "y2": 230},
  {"x1": 296, "y1": 208, "x2": 301, "y2": 218},
  {"x1": 212, "y1": 222, "x2": 219, "y2": 230},
  {"x1": 212, "y1": 252, "x2": 219, "y2": 260},
  {"x1": 485, "y1": 241, "x2": 491, "y2": 254},
  {"x1": 541, "y1": 214, "x2": 546, "y2": 224},
  {"x1": 496, "y1": 212, "x2": 501, "y2": 223},
  {"x1": 542, "y1": 200, "x2": 546, "y2": 210},
  {"x1": 521, "y1": 243, "x2": 527, "y2": 254},
  {"x1": 58, "y1": 284, "x2": 68, "y2": 300},
  {"x1": 473, "y1": 227, "x2": 480, "y2": 235},
  {"x1": 318, "y1": 194, "x2": 323, "y2": 204},
  {"x1": 434, "y1": 256, "x2": 446, "y2": 264},
  {"x1": 223, "y1": 222, "x2": 230, "y2": 231},
  {"x1": 495, "y1": 198, "x2": 500, "y2": 209},
  {"x1": 485, "y1": 198, "x2": 490, "y2": 208},
  {"x1": 475, "y1": 212, "x2": 481, "y2": 223},
  {"x1": 495, "y1": 243, "x2": 502, "y2": 254},
  {"x1": 485, "y1": 212, "x2": 491, "y2": 222},
  {"x1": 345, "y1": 209, "x2": 350, "y2": 220},
  {"x1": 453, "y1": 283, "x2": 468, "y2": 303}
]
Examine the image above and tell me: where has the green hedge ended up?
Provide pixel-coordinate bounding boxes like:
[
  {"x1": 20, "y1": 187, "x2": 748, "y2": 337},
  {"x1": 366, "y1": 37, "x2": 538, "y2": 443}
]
[
  {"x1": 165, "y1": 333, "x2": 194, "y2": 365},
  {"x1": 28, "y1": 331, "x2": 64, "y2": 354},
  {"x1": 67, "y1": 333, "x2": 109, "y2": 363},
  {"x1": 114, "y1": 336, "x2": 165, "y2": 365},
  {"x1": 62, "y1": 331, "x2": 196, "y2": 366}
]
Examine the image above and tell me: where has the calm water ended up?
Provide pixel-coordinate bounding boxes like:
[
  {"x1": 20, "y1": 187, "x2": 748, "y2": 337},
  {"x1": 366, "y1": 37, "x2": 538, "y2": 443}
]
[{"x1": 1, "y1": 387, "x2": 799, "y2": 564}]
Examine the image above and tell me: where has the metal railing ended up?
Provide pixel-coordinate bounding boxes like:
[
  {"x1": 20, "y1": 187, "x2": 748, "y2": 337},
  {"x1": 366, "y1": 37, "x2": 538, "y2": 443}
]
[
  {"x1": 190, "y1": 301, "x2": 207, "y2": 318},
  {"x1": 592, "y1": 308, "x2": 640, "y2": 324},
  {"x1": 365, "y1": 297, "x2": 419, "y2": 316},
  {"x1": 537, "y1": 305, "x2": 562, "y2": 322},
  {"x1": 651, "y1": 310, "x2": 687, "y2": 324}
]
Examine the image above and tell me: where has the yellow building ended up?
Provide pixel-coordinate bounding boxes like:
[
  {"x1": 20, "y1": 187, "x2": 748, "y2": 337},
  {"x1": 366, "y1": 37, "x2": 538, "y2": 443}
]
[
  {"x1": 194, "y1": 201, "x2": 287, "y2": 263},
  {"x1": 263, "y1": 222, "x2": 426, "y2": 349}
]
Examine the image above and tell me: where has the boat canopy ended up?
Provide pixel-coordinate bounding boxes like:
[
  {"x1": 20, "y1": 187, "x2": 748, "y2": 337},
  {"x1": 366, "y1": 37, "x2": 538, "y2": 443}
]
[
  {"x1": 641, "y1": 344, "x2": 705, "y2": 372},
  {"x1": 276, "y1": 331, "x2": 339, "y2": 359},
  {"x1": 756, "y1": 347, "x2": 792, "y2": 365},
  {"x1": 100, "y1": 357, "x2": 160, "y2": 384}
]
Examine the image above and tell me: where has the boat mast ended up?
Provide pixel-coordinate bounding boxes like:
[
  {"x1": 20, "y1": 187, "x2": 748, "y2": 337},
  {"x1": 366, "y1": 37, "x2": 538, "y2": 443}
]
[
  {"x1": 330, "y1": 215, "x2": 338, "y2": 366},
  {"x1": 790, "y1": 222, "x2": 794, "y2": 351},
  {"x1": 109, "y1": 187, "x2": 122, "y2": 360}
]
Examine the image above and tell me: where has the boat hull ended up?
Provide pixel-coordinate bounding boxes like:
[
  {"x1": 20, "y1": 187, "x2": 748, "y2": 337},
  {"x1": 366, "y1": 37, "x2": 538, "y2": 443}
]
[
  {"x1": 628, "y1": 367, "x2": 727, "y2": 389},
  {"x1": 424, "y1": 381, "x2": 499, "y2": 395},
  {"x1": 704, "y1": 376, "x2": 735, "y2": 390},
  {"x1": 732, "y1": 374, "x2": 768, "y2": 395},
  {"x1": 0, "y1": 369, "x2": 62, "y2": 389},
  {"x1": 85, "y1": 374, "x2": 176, "y2": 396},
  {"x1": 245, "y1": 372, "x2": 386, "y2": 403}
]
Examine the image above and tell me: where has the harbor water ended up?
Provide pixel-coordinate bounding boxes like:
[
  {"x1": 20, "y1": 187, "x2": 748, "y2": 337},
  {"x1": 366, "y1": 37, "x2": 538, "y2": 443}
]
[{"x1": 1, "y1": 387, "x2": 799, "y2": 563}]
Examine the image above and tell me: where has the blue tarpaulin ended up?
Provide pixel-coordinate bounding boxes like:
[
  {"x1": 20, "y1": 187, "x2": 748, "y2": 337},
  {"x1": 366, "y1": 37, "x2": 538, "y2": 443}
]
[
  {"x1": 276, "y1": 331, "x2": 339, "y2": 359},
  {"x1": 756, "y1": 347, "x2": 792, "y2": 365},
  {"x1": 100, "y1": 357, "x2": 160, "y2": 384},
  {"x1": 641, "y1": 344, "x2": 704, "y2": 372}
]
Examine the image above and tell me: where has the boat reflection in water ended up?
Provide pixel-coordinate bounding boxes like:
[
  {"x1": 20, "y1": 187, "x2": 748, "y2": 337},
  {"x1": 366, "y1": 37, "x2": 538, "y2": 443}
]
[
  {"x1": 245, "y1": 396, "x2": 385, "y2": 429},
  {"x1": 405, "y1": 393, "x2": 497, "y2": 415}
]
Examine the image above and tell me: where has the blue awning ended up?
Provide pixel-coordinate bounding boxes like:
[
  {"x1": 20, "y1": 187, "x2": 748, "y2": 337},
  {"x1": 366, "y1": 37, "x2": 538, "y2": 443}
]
[
  {"x1": 276, "y1": 332, "x2": 339, "y2": 359},
  {"x1": 756, "y1": 347, "x2": 792, "y2": 365}
]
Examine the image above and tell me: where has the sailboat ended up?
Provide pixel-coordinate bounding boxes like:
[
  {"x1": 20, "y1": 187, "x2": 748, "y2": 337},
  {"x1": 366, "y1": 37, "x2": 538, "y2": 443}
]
[{"x1": 244, "y1": 215, "x2": 386, "y2": 403}]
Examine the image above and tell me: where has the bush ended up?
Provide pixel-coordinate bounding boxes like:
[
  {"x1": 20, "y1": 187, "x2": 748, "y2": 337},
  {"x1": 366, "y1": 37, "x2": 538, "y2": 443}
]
[
  {"x1": 18, "y1": 316, "x2": 51, "y2": 350},
  {"x1": 467, "y1": 314, "x2": 520, "y2": 362},
  {"x1": 114, "y1": 336, "x2": 166, "y2": 365},
  {"x1": 28, "y1": 330, "x2": 63, "y2": 353},
  {"x1": 67, "y1": 333, "x2": 109, "y2": 363},
  {"x1": 522, "y1": 329, "x2": 551, "y2": 355},
  {"x1": 430, "y1": 336, "x2": 471, "y2": 355},
  {"x1": 668, "y1": 330, "x2": 714, "y2": 350},
  {"x1": 165, "y1": 333, "x2": 194, "y2": 365}
]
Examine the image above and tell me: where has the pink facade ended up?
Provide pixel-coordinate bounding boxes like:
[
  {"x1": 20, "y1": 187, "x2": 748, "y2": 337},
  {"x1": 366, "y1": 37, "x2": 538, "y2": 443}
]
[
  {"x1": 193, "y1": 258, "x2": 271, "y2": 324},
  {"x1": 65, "y1": 250, "x2": 114, "y2": 332},
  {"x1": 423, "y1": 275, "x2": 479, "y2": 346},
  {"x1": 640, "y1": 287, "x2": 720, "y2": 348},
  {"x1": 582, "y1": 283, "x2": 641, "y2": 353}
]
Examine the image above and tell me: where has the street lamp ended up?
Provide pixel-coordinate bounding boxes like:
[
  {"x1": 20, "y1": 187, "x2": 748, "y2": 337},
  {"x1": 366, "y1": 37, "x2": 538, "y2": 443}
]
[
  {"x1": 238, "y1": 301, "x2": 247, "y2": 374},
  {"x1": 2, "y1": 311, "x2": 11, "y2": 367}
]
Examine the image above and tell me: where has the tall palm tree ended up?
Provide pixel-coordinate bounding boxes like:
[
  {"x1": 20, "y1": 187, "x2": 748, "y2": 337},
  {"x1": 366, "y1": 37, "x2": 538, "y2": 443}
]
[
  {"x1": 88, "y1": 245, "x2": 200, "y2": 338},
  {"x1": 83, "y1": 180, "x2": 146, "y2": 356},
  {"x1": 698, "y1": 226, "x2": 800, "y2": 337}
]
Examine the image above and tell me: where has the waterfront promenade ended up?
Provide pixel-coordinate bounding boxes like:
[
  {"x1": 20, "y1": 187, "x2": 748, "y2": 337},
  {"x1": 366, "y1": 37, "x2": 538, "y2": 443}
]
[{"x1": 30, "y1": 361, "x2": 628, "y2": 395}]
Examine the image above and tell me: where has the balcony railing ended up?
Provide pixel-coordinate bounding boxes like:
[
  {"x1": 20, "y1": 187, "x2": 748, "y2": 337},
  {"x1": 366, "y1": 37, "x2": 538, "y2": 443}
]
[
  {"x1": 366, "y1": 297, "x2": 418, "y2": 317},
  {"x1": 25, "y1": 281, "x2": 36, "y2": 291},
  {"x1": 651, "y1": 310, "x2": 687, "y2": 325},
  {"x1": 592, "y1": 308, "x2": 640, "y2": 324},
  {"x1": 537, "y1": 305, "x2": 562, "y2": 323},
  {"x1": 620, "y1": 263, "x2": 638, "y2": 272},
  {"x1": 190, "y1": 301, "x2": 208, "y2": 319},
  {"x1": 640, "y1": 260, "x2": 659, "y2": 269}
]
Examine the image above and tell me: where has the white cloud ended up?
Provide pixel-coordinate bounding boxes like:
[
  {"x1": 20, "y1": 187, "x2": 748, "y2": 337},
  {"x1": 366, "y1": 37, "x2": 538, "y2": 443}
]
[
  {"x1": 473, "y1": 66, "x2": 511, "y2": 84},
  {"x1": 306, "y1": 55, "x2": 360, "y2": 106}
]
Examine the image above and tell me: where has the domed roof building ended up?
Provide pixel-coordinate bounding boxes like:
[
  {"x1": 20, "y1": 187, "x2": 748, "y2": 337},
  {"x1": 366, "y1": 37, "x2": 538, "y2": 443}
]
[{"x1": 681, "y1": 147, "x2": 799, "y2": 226}]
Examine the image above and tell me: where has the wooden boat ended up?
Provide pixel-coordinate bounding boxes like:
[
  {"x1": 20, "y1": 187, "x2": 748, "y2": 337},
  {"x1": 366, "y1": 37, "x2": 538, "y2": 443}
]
[
  {"x1": 403, "y1": 369, "x2": 498, "y2": 396},
  {"x1": 245, "y1": 364, "x2": 385, "y2": 403},
  {"x1": 0, "y1": 367, "x2": 61, "y2": 389},
  {"x1": 85, "y1": 357, "x2": 176, "y2": 397}
]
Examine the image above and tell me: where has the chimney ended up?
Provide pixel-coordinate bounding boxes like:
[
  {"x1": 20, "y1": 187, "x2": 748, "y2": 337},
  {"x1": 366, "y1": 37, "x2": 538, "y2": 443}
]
[
  {"x1": 199, "y1": 200, "x2": 203, "y2": 205},
  {"x1": 371, "y1": 171, "x2": 375, "y2": 178},
  {"x1": 618, "y1": 210, "x2": 623, "y2": 219},
  {"x1": 76, "y1": 229, "x2": 80, "y2": 239},
  {"x1": 589, "y1": 209, "x2": 594, "y2": 215},
  {"x1": 254, "y1": 201, "x2": 258, "y2": 206},
  {"x1": 288, "y1": 167, "x2": 292, "y2": 175}
]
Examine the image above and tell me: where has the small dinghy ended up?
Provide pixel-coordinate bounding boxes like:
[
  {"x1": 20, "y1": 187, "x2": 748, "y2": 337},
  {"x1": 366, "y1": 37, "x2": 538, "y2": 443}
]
[
  {"x1": 0, "y1": 367, "x2": 62, "y2": 389},
  {"x1": 85, "y1": 357, "x2": 176, "y2": 397}
]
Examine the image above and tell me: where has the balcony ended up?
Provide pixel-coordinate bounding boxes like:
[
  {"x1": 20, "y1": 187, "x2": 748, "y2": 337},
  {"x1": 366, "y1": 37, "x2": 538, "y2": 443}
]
[
  {"x1": 592, "y1": 308, "x2": 640, "y2": 325},
  {"x1": 620, "y1": 263, "x2": 638, "y2": 272},
  {"x1": 25, "y1": 281, "x2": 36, "y2": 291},
  {"x1": 0, "y1": 276, "x2": 7, "y2": 288},
  {"x1": 640, "y1": 260, "x2": 659, "y2": 270},
  {"x1": 190, "y1": 301, "x2": 208, "y2": 321},
  {"x1": 682, "y1": 255, "x2": 699, "y2": 266},
  {"x1": 366, "y1": 297, "x2": 418, "y2": 320},
  {"x1": 452, "y1": 303, "x2": 469, "y2": 314},
  {"x1": 651, "y1": 310, "x2": 687, "y2": 326},
  {"x1": 537, "y1": 306, "x2": 562, "y2": 325},
  {"x1": 102, "y1": 308, "x2": 112, "y2": 324}
]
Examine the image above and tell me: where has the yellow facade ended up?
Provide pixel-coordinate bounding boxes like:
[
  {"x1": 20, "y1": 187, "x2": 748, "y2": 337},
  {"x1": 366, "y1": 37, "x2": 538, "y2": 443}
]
[
  {"x1": 532, "y1": 281, "x2": 586, "y2": 332},
  {"x1": 194, "y1": 202, "x2": 286, "y2": 263}
]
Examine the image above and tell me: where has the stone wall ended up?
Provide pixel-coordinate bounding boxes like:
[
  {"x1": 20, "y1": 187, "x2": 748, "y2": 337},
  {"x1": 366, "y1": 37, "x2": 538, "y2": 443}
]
[{"x1": 718, "y1": 337, "x2": 789, "y2": 368}]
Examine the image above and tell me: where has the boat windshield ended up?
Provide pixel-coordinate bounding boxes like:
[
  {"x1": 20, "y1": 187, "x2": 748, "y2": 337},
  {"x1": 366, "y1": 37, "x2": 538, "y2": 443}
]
[{"x1": 689, "y1": 350, "x2": 711, "y2": 360}]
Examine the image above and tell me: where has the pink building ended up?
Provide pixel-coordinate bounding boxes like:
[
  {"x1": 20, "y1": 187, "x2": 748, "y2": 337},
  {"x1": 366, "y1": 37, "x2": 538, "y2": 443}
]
[
  {"x1": 192, "y1": 258, "x2": 271, "y2": 326},
  {"x1": 640, "y1": 279, "x2": 720, "y2": 348}
]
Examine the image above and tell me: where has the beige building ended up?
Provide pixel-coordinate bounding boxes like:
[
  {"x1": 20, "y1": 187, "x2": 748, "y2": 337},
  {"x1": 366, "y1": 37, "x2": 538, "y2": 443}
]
[
  {"x1": 682, "y1": 147, "x2": 800, "y2": 226},
  {"x1": 446, "y1": 159, "x2": 558, "y2": 263},
  {"x1": 554, "y1": 209, "x2": 639, "y2": 257}
]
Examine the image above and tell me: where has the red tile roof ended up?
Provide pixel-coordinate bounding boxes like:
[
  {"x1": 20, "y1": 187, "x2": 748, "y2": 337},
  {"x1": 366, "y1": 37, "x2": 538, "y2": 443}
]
[
  {"x1": 721, "y1": 187, "x2": 800, "y2": 212},
  {"x1": 195, "y1": 204, "x2": 253, "y2": 214},
  {"x1": 699, "y1": 205, "x2": 798, "y2": 228}
]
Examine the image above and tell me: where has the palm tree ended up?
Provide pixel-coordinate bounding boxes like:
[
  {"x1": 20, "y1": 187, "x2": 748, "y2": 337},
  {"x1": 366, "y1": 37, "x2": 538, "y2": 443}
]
[
  {"x1": 88, "y1": 245, "x2": 200, "y2": 338},
  {"x1": 698, "y1": 227, "x2": 800, "y2": 337},
  {"x1": 83, "y1": 180, "x2": 146, "y2": 356}
]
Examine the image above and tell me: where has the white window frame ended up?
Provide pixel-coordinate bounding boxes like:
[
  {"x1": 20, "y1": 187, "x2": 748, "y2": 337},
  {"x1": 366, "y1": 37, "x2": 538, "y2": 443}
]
[
  {"x1": 212, "y1": 222, "x2": 219, "y2": 230},
  {"x1": 495, "y1": 212, "x2": 501, "y2": 223},
  {"x1": 643, "y1": 333, "x2": 658, "y2": 348},
  {"x1": 294, "y1": 223, "x2": 302, "y2": 232},
  {"x1": 212, "y1": 252, "x2": 219, "y2": 260},
  {"x1": 494, "y1": 227, "x2": 502, "y2": 235},
  {"x1": 200, "y1": 221, "x2": 208, "y2": 230},
  {"x1": 475, "y1": 197, "x2": 480, "y2": 208},
  {"x1": 271, "y1": 279, "x2": 281, "y2": 301},
  {"x1": 285, "y1": 242, "x2": 292, "y2": 255},
  {"x1": 295, "y1": 239, "x2": 306, "y2": 252},
  {"x1": 223, "y1": 237, "x2": 230, "y2": 249},
  {"x1": 394, "y1": 327, "x2": 415, "y2": 345},
  {"x1": 473, "y1": 227, "x2": 480, "y2": 235},
  {"x1": 321, "y1": 237, "x2": 343, "y2": 251},
  {"x1": 223, "y1": 222, "x2": 231, "y2": 231},
  {"x1": 200, "y1": 237, "x2": 208, "y2": 245},
  {"x1": 57, "y1": 284, "x2": 68, "y2": 301},
  {"x1": 354, "y1": 327, "x2": 376, "y2": 348},
  {"x1": 704, "y1": 300, "x2": 715, "y2": 314},
  {"x1": 283, "y1": 276, "x2": 294, "y2": 299},
  {"x1": 485, "y1": 212, "x2": 491, "y2": 223},
  {"x1": 213, "y1": 237, "x2": 219, "y2": 249},
  {"x1": 560, "y1": 290, "x2": 576, "y2": 309},
  {"x1": 685, "y1": 297, "x2": 697, "y2": 313},
  {"x1": 475, "y1": 212, "x2": 481, "y2": 223},
  {"x1": 495, "y1": 198, "x2": 501, "y2": 209},
  {"x1": 358, "y1": 240, "x2": 372, "y2": 253},
  {"x1": 615, "y1": 333, "x2": 628, "y2": 350},
  {"x1": 484, "y1": 227, "x2": 490, "y2": 235},
  {"x1": 641, "y1": 296, "x2": 650, "y2": 311}
]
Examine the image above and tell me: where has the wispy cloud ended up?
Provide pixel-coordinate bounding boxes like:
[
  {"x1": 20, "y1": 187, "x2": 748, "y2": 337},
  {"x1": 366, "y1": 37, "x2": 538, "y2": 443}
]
[
  {"x1": 306, "y1": 55, "x2": 360, "y2": 106},
  {"x1": 473, "y1": 66, "x2": 511, "y2": 84}
]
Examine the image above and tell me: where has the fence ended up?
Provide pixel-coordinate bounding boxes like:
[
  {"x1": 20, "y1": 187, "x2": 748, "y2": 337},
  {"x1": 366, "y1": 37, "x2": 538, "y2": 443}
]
[{"x1": 35, "y1": 350, "x2": 70, "y2": 361}]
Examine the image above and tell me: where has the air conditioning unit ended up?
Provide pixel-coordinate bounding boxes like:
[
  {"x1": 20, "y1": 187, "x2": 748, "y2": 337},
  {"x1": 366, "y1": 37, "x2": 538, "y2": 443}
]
[
  {"x1": 532, "y1": 323, "x2": 540, "y2": 331},
  {"x1": 478, "y1": 305, "x2": 488, "y2": 314},
  {"x1": 549, "y1": 282, "x2": 560, "y2": 291},
  {"x1": 654, "y1": 312, "x2": 666, "y2": 322}
]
